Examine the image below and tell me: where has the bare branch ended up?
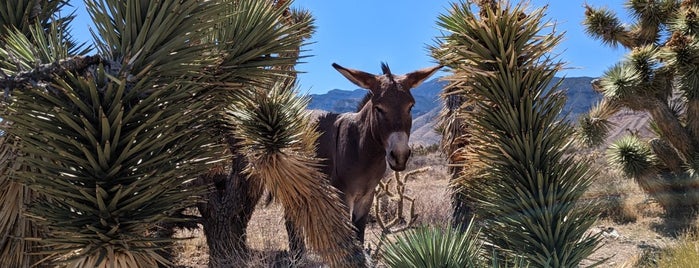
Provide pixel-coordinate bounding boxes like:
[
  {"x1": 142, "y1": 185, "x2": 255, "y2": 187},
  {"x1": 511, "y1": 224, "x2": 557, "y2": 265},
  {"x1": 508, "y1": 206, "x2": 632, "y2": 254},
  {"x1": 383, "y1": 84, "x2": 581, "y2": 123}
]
[{"x1": 1, "y1": 55, "x2": 103, "y2": 99}]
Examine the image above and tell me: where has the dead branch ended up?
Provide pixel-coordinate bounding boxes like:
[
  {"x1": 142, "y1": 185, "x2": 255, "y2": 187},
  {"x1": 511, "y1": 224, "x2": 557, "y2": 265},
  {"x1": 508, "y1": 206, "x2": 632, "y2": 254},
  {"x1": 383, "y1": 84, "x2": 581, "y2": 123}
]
[
  {"x1": 369, "y1": 167, "x2": 430, "y2": 258},
  {"x1": 373, "y1": 167, "x2": 430, "y2": 233},
  {"x1": 2, "y1": 55, "x2": 103, "y2": 99}
]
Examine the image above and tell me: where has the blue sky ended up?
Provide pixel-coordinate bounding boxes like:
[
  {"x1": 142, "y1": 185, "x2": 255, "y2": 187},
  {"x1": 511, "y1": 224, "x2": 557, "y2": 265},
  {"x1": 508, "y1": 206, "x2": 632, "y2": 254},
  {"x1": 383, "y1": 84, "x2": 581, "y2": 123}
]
[{"x1": 66, "y1": 1, "x2": 629, "y2": 94}]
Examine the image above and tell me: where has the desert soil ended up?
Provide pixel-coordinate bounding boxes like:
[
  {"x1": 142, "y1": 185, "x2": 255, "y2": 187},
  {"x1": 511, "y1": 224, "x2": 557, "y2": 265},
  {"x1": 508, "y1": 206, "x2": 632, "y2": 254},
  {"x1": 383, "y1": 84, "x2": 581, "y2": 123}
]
[{"x1": 174, "y1": 152, "x2": 678, "y2": 267}]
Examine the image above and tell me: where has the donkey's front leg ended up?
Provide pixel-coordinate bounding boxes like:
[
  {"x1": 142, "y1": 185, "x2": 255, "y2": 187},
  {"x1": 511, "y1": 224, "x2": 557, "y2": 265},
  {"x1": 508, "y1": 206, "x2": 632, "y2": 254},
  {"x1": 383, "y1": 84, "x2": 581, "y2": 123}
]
[
  {"x1": 351, "y1": 194, "x2": 376, "y2": 245},
  {"x1": 352, "y1": 213, "x2": 370, "y2": 245}
]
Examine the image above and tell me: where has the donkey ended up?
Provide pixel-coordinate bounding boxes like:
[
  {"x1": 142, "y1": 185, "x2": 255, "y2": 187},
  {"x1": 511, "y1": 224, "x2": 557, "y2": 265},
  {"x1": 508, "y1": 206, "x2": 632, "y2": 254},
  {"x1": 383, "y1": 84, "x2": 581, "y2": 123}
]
[{"x1": 286, "y1": 62, "x2": 441, "y2": 256}]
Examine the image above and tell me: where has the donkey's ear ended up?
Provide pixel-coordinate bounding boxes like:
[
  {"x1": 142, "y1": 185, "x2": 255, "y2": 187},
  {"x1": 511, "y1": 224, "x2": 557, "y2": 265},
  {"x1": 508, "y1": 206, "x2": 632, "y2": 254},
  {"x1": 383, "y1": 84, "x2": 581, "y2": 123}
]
[
  {"x1": 402, "y1": 65, "x2": 442, "y2": 89},
  {"x1": 332, "y1": 63, "x2": 378, "y2": 90}
]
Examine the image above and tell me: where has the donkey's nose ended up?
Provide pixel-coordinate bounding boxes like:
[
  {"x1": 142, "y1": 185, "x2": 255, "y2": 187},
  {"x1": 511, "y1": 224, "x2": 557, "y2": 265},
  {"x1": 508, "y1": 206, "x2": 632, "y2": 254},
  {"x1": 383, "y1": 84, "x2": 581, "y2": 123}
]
[
  {"x1": 388, "y1": 155, "x2": 405, "y2": 171},
  {"x1": 393, "y1": 149, "x2": 411, "y2": 160},
  {"x1": 386, "y1": 132, "x2": 411, "y2": 171},
  {"x1": 388, "y1": 148, "x2": 410, "y2": 171}
]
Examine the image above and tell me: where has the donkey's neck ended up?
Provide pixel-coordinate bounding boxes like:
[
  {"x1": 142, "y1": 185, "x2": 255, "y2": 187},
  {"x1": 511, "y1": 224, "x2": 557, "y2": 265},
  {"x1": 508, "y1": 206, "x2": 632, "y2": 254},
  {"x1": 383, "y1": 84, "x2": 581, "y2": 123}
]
[{"x1": 353, "y1": 106, "x2": 384, "y2": 155}]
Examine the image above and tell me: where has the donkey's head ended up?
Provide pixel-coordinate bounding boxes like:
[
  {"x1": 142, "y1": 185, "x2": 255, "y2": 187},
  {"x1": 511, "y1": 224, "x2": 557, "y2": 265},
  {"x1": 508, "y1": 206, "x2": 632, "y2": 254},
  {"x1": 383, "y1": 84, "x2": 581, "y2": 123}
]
[{"x1": 332, "y1": 62, "x2": 441, "y2": 171}]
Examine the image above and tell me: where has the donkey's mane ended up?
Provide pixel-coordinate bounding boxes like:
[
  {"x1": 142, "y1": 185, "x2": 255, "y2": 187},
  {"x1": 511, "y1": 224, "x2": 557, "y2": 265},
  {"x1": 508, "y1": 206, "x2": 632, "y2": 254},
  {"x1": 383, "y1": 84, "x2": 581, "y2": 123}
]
[
  {"x1": 356, "y1": 63, "x2": 395, "y2": 112},
  {"x1": 381, "y1": 62, "x2": 394, "y2": 82},
  {"x1": 356, "y1": 93, "x2": 372, "y2": 112}
]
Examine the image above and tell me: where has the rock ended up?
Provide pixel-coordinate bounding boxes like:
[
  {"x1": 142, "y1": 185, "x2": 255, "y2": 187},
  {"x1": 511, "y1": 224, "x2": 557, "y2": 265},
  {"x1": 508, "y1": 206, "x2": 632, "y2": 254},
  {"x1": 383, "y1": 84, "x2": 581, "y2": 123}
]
[{"x1": 602, "y1": 227, "x2": 620, "y2": 239}]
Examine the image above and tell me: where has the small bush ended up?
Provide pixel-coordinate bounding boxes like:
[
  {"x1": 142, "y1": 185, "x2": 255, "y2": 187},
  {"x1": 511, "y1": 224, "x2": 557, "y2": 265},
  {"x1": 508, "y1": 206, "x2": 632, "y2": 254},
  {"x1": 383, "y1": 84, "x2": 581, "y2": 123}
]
[
  {"x1": 585, "y1": 165, "x2": 641, "y2": 223},
  {"x1": 380, "y1": 219, "x2": 483, "y2": 268},
  {"x1": 657, "y1": 232, "x2": 699, "y2": 268}
]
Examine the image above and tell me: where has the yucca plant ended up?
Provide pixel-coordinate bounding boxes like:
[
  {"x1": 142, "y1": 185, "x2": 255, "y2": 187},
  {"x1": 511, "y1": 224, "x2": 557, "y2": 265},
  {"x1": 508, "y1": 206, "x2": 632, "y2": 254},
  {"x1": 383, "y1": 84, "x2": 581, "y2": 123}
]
[
  {"x1": 581, "y1": 0, "x2": 699, "y2": 227},
  {"x1": 0, "y1": 0, "x2": 360, "y2": 267},
  {"x1": 192, "y1": 1, "x2": 362, "y2": 266},
  {"x1": 0, "y1": 121, "x2": 47, "y2": 267},
  {"x1": 0, "y1": 1, "x2": 87, "y2": 266},
  {"x1": 227, "y1": 79, "x2": 362, "y2": 266},
  {"x1": 380, "y1": 219, "x2": 484, "y2": 268},
  {"x1": 438, "y1": 81, "x2": 473, "y2": 227},
  {"x1": 0, "y1": 0, "x2": 75, "y2": 38},
  {"x1": 380, "y1": 218, "x2": 530, "y2": 268},
  {"x1": 432, "y1": 1, "x2": 601, "y2": 266},
  {"x1": 1, "y1": 0, "x2": 225, "y2": 265}
]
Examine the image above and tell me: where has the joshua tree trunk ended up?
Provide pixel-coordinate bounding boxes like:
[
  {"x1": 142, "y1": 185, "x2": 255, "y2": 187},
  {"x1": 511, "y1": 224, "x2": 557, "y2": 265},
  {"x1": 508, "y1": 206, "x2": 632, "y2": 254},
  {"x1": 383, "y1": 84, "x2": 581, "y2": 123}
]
[
  {"x1": 441, "y1": 92, "x2": 473, "y2": 228},
  {"x1": 450, "y1": 182, "x2": 472, "y2": 228},
  {"x1": 197, "y1": 147, "x2": 263, "y2": 267}
]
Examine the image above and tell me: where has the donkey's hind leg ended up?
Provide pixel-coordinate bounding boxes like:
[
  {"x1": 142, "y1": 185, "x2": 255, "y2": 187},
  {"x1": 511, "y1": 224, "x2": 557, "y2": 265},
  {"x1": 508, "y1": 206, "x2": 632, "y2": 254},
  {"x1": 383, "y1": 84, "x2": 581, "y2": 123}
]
[{"x1": 284, "y1": 213, "x2": 306, "y2": 261}]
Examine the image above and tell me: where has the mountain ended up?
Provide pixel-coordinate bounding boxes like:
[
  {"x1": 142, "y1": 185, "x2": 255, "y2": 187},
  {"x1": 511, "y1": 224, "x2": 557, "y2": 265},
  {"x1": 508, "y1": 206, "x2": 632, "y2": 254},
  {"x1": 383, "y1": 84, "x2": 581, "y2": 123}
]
[
  {"x1": 307, "y1": 88, "x2": 367, "y2": 113},
  {"x1": 307, "y1": 77, "x2": 619, "y2": 146},
  {"x1": 554, "y1": 77, "x2": 602, "y2": 120},
  {"x1": 307, "y1": 79, "x2": 447, "y2": 118}
]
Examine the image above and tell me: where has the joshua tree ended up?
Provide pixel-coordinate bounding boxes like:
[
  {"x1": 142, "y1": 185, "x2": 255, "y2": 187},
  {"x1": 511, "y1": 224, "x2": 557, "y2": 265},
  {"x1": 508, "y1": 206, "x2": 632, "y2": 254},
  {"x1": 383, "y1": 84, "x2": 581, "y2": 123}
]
[
  {"x1": 0, "y1": 0, "x2": 360, "y2": 267},
  {"x1": 581, "y1": 0, "x2": 699, "y2": 226},
  {"x1": 433, "y1": 1, "x2": 601, "y2": 266},
  {"x1": 438, "y1": 82, "x2": 473, "y2": 228},
  {"x1": 0, "y1": 1, "x2": 84, "y2": 266}
]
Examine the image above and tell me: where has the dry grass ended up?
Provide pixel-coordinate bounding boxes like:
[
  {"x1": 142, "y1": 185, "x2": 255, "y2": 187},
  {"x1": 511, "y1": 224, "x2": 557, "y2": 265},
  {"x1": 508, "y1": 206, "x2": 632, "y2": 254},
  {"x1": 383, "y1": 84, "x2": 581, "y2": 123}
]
[
  {"x1": 173, "y1": 202, "x2": 326, "y2": 267},
  {"x1": 576, "y1": 149, "x2": 697, "y2": 268},
  {"x1": 585, "y1": 169, "x2": 643, "y2": 224},
  {"x1": 364, "y1": 154, "x2": 451, "y2": 257},
  {"x1": 172, "y1": 150, "x2": 698, "y2": 268},
  {"x1": 656, "y1": 232, "x2": 699, "y2": 268},
  {"x1": 582, "y1": 150, "x2": 648, "y2": 224},
  {"x1": 173, "y1": 152, "x2": 450, "y2": 267},
  {"x1": 173, "y1": 227, "x2": 208, "y2": 268}
]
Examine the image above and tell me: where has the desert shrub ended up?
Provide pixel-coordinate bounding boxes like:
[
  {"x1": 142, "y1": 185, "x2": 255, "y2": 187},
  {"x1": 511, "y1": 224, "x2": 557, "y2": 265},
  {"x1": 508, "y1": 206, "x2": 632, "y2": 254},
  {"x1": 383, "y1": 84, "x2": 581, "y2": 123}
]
[
  {"x1": 412, "y1": 144, "x2": 440, "y2": 156},
  {"x1": 584, "y1": 152, "x2": 641, "y2": 223},
  {"x1": 413, "y1": 188, "x2": 452, "y2": 227},
  {"x1": 380, "y1": 219, "x2": 483, "y2": 268},
  {"x1": 657, "y1": 232, "x2": 699, "y2": 268},
  {"x1": 596, "y1": 182, "x2": 640, "y2": 224}
]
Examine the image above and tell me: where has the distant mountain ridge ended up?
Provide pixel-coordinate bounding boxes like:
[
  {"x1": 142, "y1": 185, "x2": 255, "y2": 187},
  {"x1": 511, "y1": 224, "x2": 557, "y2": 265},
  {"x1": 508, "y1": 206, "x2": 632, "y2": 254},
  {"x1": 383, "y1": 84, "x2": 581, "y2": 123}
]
[
  {"x1": 308, "y1": 77, "x2": 602, "y2": 146},
  {"x1": 307, "y1": 78, "x2": 446, "y2": 117}
]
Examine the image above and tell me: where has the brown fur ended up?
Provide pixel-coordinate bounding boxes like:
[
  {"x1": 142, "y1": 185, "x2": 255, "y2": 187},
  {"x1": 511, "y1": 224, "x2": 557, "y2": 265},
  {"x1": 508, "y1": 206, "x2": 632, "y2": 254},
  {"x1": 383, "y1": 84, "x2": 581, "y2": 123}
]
[{"x1": 285, "y1": 63, "x2": 441, "y2": 256}]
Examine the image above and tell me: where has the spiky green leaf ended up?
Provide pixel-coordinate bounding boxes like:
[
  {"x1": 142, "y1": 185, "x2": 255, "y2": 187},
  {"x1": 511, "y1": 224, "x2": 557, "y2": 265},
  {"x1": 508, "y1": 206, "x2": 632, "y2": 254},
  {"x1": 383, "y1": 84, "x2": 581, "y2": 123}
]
[
  {"x1": 608, "y1": 135, "x2": 657, "y2": 178},
  {"x1": 381, "y1": 220, "x2": 484, "y2": 268},
  {"x1": 2, "y1": 0, "x2": 226, "y2": 265},
  {"x1": 433, "y1": 1, "x2": 602, "y2": 266}
]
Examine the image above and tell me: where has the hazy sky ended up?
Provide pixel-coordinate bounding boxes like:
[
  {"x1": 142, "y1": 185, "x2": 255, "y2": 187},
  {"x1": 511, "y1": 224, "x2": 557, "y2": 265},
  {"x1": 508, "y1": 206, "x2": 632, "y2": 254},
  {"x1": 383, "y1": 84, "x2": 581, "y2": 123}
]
[{"x1": 66, "y1": 1, "x2": 630, "y2": 94}]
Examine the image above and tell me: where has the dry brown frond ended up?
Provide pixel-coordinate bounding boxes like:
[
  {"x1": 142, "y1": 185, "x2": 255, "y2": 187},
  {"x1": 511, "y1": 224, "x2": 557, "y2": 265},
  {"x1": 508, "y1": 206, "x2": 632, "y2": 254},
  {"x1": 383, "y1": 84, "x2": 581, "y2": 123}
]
[
  {"x1": 244, "y1": 152, "x2": 363, "y2": 267},
  {"x1": 0, "y1": 126, "x2": 47, "y2": 267}
]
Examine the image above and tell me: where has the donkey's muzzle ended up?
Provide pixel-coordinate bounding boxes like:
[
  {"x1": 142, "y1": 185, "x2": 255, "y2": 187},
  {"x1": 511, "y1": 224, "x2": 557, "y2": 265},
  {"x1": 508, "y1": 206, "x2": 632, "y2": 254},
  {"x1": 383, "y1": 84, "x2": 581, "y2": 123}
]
[{"x1": 386, "y1": 132, "x2": 411, "y2": 171}]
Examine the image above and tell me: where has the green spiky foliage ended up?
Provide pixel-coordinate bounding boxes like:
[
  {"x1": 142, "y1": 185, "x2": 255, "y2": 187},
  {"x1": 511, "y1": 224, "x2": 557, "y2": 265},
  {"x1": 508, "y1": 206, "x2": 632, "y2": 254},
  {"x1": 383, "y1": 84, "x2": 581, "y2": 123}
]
[
  {"x1": 581, "y1": 0, "x2": 699, "y2": 223},
  {"x1": 380, "y1": 219, "x2": 484, "y2": 268},
  {"x1": 1, "y1": 0, "x2": 224, "y2": 266},
  {"x1": 1, "y1": 0, "x2": 361, "y2": 266},
  {"x1": 195, "y1": 1, "x2": 362, "y2": 266},
  {"x1": 0, "y1": 0, "x2": 75, "y2": 40},
  {"x1": 432, "y1": 1, "x2": 601, "y2": 266},
  {"x1": 380, "y1": 219, "x2": 529, "y2": 268},
  {"x1": 0, "y1": 1, "x2": 89, "y2": 266}
]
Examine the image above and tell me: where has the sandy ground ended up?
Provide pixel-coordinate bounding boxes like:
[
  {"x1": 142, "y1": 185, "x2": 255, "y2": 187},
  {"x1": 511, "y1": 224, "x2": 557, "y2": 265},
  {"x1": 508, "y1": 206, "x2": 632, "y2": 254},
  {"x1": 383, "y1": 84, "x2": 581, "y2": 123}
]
[{"x1": 174, "y1": 152, "x2": 679, "y2": 267}]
